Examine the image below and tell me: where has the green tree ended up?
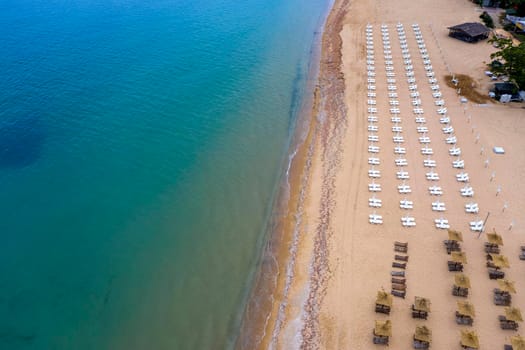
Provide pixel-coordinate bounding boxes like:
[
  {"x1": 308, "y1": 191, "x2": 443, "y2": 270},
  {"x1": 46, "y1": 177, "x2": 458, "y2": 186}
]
[{"x1": 489, "y1": 37, "x2": 525, "y2": 88}]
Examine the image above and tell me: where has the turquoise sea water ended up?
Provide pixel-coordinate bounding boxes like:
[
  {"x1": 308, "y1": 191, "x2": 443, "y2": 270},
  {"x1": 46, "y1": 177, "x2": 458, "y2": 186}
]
[{"x1": 0, "y1": 0, "x2": 328, "y2": 348}]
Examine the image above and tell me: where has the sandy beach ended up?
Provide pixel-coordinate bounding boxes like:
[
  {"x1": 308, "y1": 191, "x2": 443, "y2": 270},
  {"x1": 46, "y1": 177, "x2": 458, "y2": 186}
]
[{"x1": 239, "y1": 0, "x2": 525, "y2": 349}]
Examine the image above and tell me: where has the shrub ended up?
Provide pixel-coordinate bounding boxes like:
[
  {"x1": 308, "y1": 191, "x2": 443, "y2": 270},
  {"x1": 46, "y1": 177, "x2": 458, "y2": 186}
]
[{"x1": 480, "y1": 11, "x2": 495, "y2": 28}]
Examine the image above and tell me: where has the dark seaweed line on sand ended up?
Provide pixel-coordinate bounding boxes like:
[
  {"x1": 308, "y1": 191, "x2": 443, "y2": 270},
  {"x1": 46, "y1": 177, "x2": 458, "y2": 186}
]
[{"x1": 300, "y1": 0, "x2": 349, "y2": 348}]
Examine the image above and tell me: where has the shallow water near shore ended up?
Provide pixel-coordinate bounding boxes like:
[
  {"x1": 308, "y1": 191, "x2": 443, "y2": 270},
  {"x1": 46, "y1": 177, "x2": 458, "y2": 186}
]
[{"x1": 0, "y1": 0, "x2": 329, "y2": 348}]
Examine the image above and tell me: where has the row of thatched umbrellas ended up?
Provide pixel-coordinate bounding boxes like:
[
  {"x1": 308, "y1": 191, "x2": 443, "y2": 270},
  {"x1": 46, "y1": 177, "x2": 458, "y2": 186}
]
[{"x1": 445, "y1": 229, "x2": 525, "y2": 348}]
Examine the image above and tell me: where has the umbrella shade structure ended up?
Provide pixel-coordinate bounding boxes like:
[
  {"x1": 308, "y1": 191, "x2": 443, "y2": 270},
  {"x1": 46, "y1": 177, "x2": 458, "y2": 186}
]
[
  {"x1": 498, "y1": 279, "x2": 517, "y2": 294},
  {"x1": 451, "y1": 251, "x2": 467, "y2": 264},
  {"x1": 376, "y1": 290, "x2": 393, "y2": 307},
  {"x1": 448, "y1": 229, "x2": 464, "y2": 242},
  {"x1": 375, "y1": 320, "x2": 392, "y2": 337},
  {"x1": 487, "y1": 231, "x2": 504, "y2": 246},
  {"x1": 457, "y1": 301, "x2": 476, "y2": 318},
  {"x1": 414, "y1": 325, "x2": 432, "y2": 343},
  {"x1": 455, "y1": 273, "x2": 471, "y2": 289},
  {"x1": 506, "y1": 307, "x2": 524, "y2": 322},
  {"x1": 414, "y1": 296, "x2": 431, "y2": 312},
  {"x1": 460, "y1": 330, "x2": 479, "y2": 349},
  {"x1": 511, "y1": 335, "x2": 525, "y2": 350},
  {"x1": 490, "y1": 254, "x2": 510, "y2": 268}
]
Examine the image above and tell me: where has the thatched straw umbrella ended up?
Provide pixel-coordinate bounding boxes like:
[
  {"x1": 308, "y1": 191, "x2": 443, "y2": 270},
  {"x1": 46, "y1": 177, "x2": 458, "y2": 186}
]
[
  {"x1": 511, "y1": 335, "x2": 525, "y2": 350},
  {"x1": 376, "y1": 290, "x2": 393, "y2": 307},
  {"x1": 491, "y1": 254, "x2": 510, "y2": 268},
  {"x1": 455, "y1": 274, "x2": 471, "y2": 289},
  {"x1": 498, "y1": 279, "x2": 517, "y2": 294},
  {"x1": 414, "y1": 296, "x2": 431, "y2": 313},
  {"x1": 452, "y1": 251, "x2": 467, "y2": 264},
  {"x1": 460, "y1": 330, "x2": 479, "y2": 349},
  {"x1": 448, "y1": 229, "x2": 464, "y2": 242},
  {"x1": 375, "y1": 320, "x2": 392, "y2": 337},
  {"x1": 414, "y1": 325, "x2": 432, "y2": 343},
  {"x1": 487, "y1": 231, "x2": 504, "y2": 246},
  {"x1": 506, "y1": 307, "x2": 524, "y2": 323},
  {"x1": 457, "y1": 301, "x2": 476, "y2": 318}
]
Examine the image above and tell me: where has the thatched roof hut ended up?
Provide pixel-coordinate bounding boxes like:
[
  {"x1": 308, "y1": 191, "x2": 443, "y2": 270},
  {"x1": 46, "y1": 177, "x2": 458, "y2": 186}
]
[{"x1": 448, "y1": 22, "x2": 490, "y2": 43}]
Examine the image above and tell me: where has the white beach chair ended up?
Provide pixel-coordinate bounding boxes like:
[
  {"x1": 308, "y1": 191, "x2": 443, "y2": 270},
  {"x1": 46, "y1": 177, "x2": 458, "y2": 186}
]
[
  {"x1": 408, "y1": 84, "x2": 418, "y2": 91},
  {"x1": 401, "y1": 216, "x2": 416, "y2": 227},
  {"x1": 368, "y1": 115, "x2": 378, "y2": 122},
  {"x1": 419, "y1": 136, "x2": 431, "y2": 144},
  {"x1": 394, "y1": 146, "x2": 406, "y2": 155},
  {"x1": 398, "y1": 184, "x2": 412, "y2": 194},
  {"x1": 432, "y1": 201, "x2": 446, "y2": 212},
  {"x1": 386, "y1": 72, "x2": 396, "y2": 77},
  {"x1": 368, "y1": 145, "x2": 380, "y2": 153},
  {"x1": 368, "y1": 157, "x2": 380, "y2": 165},
  {"x1": 367, "y1": 99, "x2": 377, "y2": 105},
  {"x1": 387, "y1": 85, "x2": 397, "y2": 91},
  {"x1": 417, "y1": 126, "x2": 428, "y2": 133},
  {"x1": 423, "y1": 59, "x2": 431, "y2": 65},
  {"x1": 432, "y1": 85, "x2": 441, "y2": 92},
  {"x1": 410, "y1": 92, "x2": 420, "y2": 98},
  {"x1": 435, "y1": 99, "x2": 445, "y2": 106},
  {"x1": 452, "y1": 159, "x2": 465, "y2": 169},
  {"x1": 456, "y1": 172, "x2": 469, "y2": 182},
  {"x1": 368, "y1": 169, "x2": 381, "y2": 178},
  {"x1": 435, "y1": 218, "x2": 450, "y2": 229},
  {"x1": 424, "y1": 65, "x2": 433, "y2": 71},
  {"x1": 440, "y1": 117, "x2": 451, "y2": 125},
  {"x1": 423, "y1": 159, "x2": 436, "y2": 167},
  {"x1": 369, "y1": 197, "x2": 382, "y2": 208},
  {"x1": 399, "y1": 199, "x2": 414, "y2": 210},
  {"x1": 406, "y1": 71, "x2": 415, "y2": 77},
  {"x1": 460, "y1": 185, "x2": 474, "y2": 197},
  {"x1": 388, "y1": 92, "x2": 398, "y2": 98},
  {"x1": 368, "y1": 135, "x2": 379, "y2": 142},
  {"x1": 397, "y1": 171, "x2": 409, "y2": 180},
  {"x1": 426, "y1": 170, "x2": 439, "y2": 181},
  {"x1": 442, "y1": 126, "x2": 454, "y2": 134},
  {"x1": 469, "y1": 220, "x2": 483, "y2": 232},
  {"x1": 415, "y1": 117, "x2": 426, "y2": 123},
  {"x1": 367, "y1": 84, "x2": 376, "y2": 91},
  {"x1": 426, "y1": 72, "x2": 435, "y2": 78},
  {"x1": 392, "y1": 126, "x2": 402, "y2": 133},
  {"x1": 368, "y1": 107, "x2": 378, "y2": 113},
  {"x1": 465, "y1": 202, "x2": 479, "y2": 214},
  {"x1": 390, "y1": 108, "x2": 400, "y2": 114},
  {"x1": 429, "y1": 185, "x2": 443, "y2": 196},
  {"x1": 432, "y1": 92, "x2": 442, "y2": 98},
  {"x1": 368, "y1": 182, "x2": 382, "y2": 192},
  {"x1": 393, "y1": 136, "x2": 404, "y2": 143},
  {"x1": 395, "y1": 158, "x2": 408, "y2": 166},
  {"x1": 391, "y1": 116, "x2": 401, "y2": 123},
  {"x1": 368, "y1": 125, "x2": 378, "y2": 132},
  {"x1": 367, "y1": 92, "x2": 376, "y2": 98},
  {"x1": 412, "y1": 99, "x2": 422, "y2": 106},
  {"x1": 449, "y1": 147, "x2": 461, "y2": 156},
  {"x1": 421, "y1": 147, "x2": 433, "y2": 155},
  {"x1": 367, "y1": 71, "x2": 376, "y2": 77},
  {"x1": 428, "y1": 78, "x2": 437, "y2": 84},
  {"x1": 369, "y1": 213, "x2": 383, "y2": 225},
  {"x1": 389, "y1": 100, "x2": 400, "y2": 106}
]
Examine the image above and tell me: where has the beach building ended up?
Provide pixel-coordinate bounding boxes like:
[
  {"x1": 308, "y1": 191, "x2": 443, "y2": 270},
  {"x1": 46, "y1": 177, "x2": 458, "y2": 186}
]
[{"x1": 448, "y1": 22, "x2": 491, "y2": 42}]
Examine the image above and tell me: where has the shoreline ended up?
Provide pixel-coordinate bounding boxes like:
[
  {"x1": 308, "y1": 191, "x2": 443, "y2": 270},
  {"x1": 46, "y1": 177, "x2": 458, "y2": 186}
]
[{"x1": 234, "y1": 0, "x2": 348, "y2": 348}]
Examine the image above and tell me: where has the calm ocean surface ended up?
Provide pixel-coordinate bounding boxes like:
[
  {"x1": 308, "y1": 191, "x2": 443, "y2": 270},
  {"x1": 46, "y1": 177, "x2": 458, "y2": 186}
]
[{"x1": 0, "y1": 0, "x2": 328, "y2": 348}]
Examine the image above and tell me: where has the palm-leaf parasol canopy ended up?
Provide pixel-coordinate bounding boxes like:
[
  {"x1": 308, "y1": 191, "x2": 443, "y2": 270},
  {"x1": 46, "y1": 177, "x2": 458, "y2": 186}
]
[
  {"x1": 414, "y1": 325, "x2": 432, "y2": 343},
  {"x1": 498, "y1": 279, "x2": 517, "y2": 294},
  {"x1": 448, "y1": 229, "x2": 463, "y2": 242},
  {"x1": 457, "y1": 300, "x2": 476, "y2": 318},
  {"x1": 454, "y1": 273, "x2": 471, "y2": 289},
  {"x1": 460, "y1": 330, "x2": 479, "y2": 349},
  {"x1": 376, "y1": 290, "x2": 393, "y2": 307},
  {"x1": 414, "y1": 296, "x2": 431, "y2": 312},
  {"x1": 451, "y1": 251, "x2": 467, "y2": 264},
  {"x1": 505, "y1": 307, "x2": 523, "y2": 322},
  {"x1": 375, "y1": 320, "x2": 392, "y2": 337},
  {"x1": 490, "y1": 254, "x2": 510, "y2": 268},
  {"x1": 511, "y1": 335, "x2": 525, "y2": 350},
  {"x1": 486, "y1": 231, "x2": 503, "y2": 246}
]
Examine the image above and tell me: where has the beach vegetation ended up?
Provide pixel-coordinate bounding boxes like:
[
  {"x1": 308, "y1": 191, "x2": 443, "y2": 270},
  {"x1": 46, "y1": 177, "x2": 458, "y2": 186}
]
[
  {"x1": 488, "y1": 37, "x2": 525, "y2": 88},
  {"x1": 480, "y1": 11, "x2": 495, "y2": 28},
  {"x1": 444, "y1": 74, "x2": 490, "y2": 103}
]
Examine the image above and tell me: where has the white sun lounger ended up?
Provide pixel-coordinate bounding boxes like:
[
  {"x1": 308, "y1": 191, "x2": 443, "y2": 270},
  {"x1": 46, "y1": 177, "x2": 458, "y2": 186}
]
[
  {"x1": 440, "y1": 117, "x2": 451, "y2": 124},
  {"x1": 435, "y1": 218, "x2": 450, "y2": 229},
  {"x1": 405, "y1": 65, "x2": 414, "y2": 71},
  {"x1": 368, "y1": 135, "x2": 379, "y2": 142},
  {"x1": 403, "y1": 54, "x2": 411, "y2": 59},
  {"x1": 369, "y1": 214, "x2": 383, "y2": 225},
  {"x1": 417, "y1": 126, "x2": 429, "y2": 133},
  {"x1": 397, "y1": 171, "x2": 409, "y2": 179},
  {"x1": 460, "y1": 186, "x2": 474, "y2": 197},
  {"x1": 423, "y1": 159, "x2": 436, "y2": 167},
  {"x1": 385, "y1": 60, "x2": 393, "y2": 65},
  {"x1": 401, "y1": 216, "x2": 416, "y2": 227},
  {"x1": 426, "y1": 171, "x2": 439, "y2": 181},
  {"x1": 393, "y1": 136, "x2": 404, "y2": 143},
  {"x1": 368, "y1": 107, "x2": 378, "y2": 113},
  {"x1": 368, "y1": 169, "x2": 381, "y2": 178},
  {"x1": 465, "y1": 202, "x2": 479, "y2": 214},
  {"x1": 452, "y1": 159, "x2": 465, "y2": 168},
  {"x1": 395, "y1": 158, "x2": 408, "y2": 166},
  {"x1": 432, "y1": 92, "x2": 442, "y2": 98},
  {"x1": 386, "y1": 72, "x2": 396, "y2": 77},
  {"x1": 442, "y1": 126, "x2": 454, "y2": 134},
  {"x1": 368, "y1": 157, "x2": 380, "y2": 165},
  {"x1": 412, "y1": 99, "x2": 422, "y2": 106},
  {"x1": 368, "y1": 85, "x2": 376, "y2": 90},
  {"x1": 426, "y1": 72, "x2": 435, "y2": 78},
  {"x1": 449, "y1": 147, "x2": 461, "y2": 156},
  {"x1": 407, "y1": 77, "x2": 416, "y2": 84},
  {"x1": 390, "y1": 108, "x2": 400, "y2": 114},
  {"x1": 456, "y1": 172, "x2": 469, "y2": 182},
  {"x1": 424, "y1": 65, "x2": 433, "y2": 71},
  {"x1": 410, "y1": 92, "x2": 420, "y2": 98},
  {"x1": 406, "y1": 71, "x2": 415, "y2": 77},
  {"x1": 398, "y1": 184, "x2": 412, "y2": 194},
  {"x1": 400, "y1": 199, "x2": 414, "y2": 209},
  {"x1": 388, "y1": 92, "x2": 398, "y2": 98},
  {"x1": 385, "y1": 66, "x2": 394, "y2": 71},
  {"x1": 421, "y1": 147, "x2": 433, "y2": 155},
  {"x1": 415, "y1": 117, "x2": 426, "y2": 123},
  {"x1": 431, "y1": 85, "x2": 441, "y2": 91},
  {"x1": 368, "y1": 115, "x2": 378, "y2": 122},
  {"x1": 368, "y1": 99, "x2": 377, "y2": 105},
  {"x1": 419, "y1": 136, "x2": 431, "y2": 144},
  {"x1": 409, "y1": 85, "x2": 418, "y2": 91},
  {"x1": 367, "y1": 78, "x2": 376, "y2": 84},
  {"x1": 387, "y1": 85, "x2": 397, "y2": 91},
  {"x1": 367, "y1": 92, "x2": 376, "y2": 98},
  {"x1": 413, "y1": 108, "x2": 424, "y2": 115},
  {"x1": 368, "y1": 183, "x2": 382, "y2": 192},
  {"x1": 432, "y1": 201, "x2": 446, "y2": 212},
  {"x1": 391, "y1": 116, "x2": 401, "y2": 123},
  {"x1": 392, "y1": 126, "x2": 402, "y2": 132},
  {"x1": 435, "y1": 99, "x2": 445, "y2": 106},
  {"x1": 390, "y1": 100, "x2": 400, "y2": 106},
  {"x1": 369, "y1": 199, "x2": 382, "y2": 208},
  {"x1": 387, "y1": 78, "x2": 396, "y2": 84},
  {"x1": 469, "y1": 220, "x2": 483, "y2": 232},
  {"x1": 368, "y1": 145, "x2": 380, "y2": 153},
  {"x1": 368, "y1": 125, "x2": 378, "y2": 131},
  {"x1": 367, "y1": 71, "x2": 376, "y2": 77},
  {"x1": 429, "y1": 185, "x2": 443, "y2": 195},
  {"x1": 394, "y1": 146, "x2": 406, "y2": 155}
]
